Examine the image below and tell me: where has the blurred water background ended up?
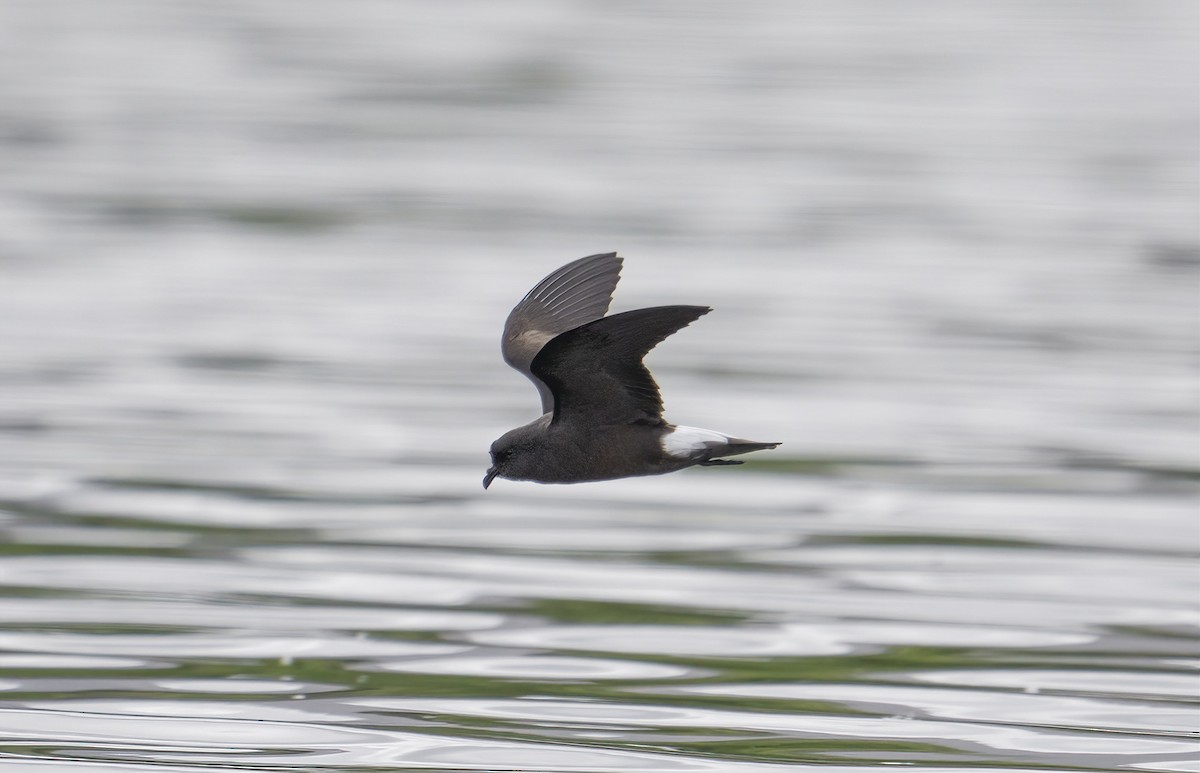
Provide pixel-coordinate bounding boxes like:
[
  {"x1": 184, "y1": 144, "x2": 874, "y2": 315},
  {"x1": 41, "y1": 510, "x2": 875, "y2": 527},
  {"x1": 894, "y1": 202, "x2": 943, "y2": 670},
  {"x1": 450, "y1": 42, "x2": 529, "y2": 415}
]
[{"x1": 0, "y1": 1, "x2": 1198, "y2": 771}]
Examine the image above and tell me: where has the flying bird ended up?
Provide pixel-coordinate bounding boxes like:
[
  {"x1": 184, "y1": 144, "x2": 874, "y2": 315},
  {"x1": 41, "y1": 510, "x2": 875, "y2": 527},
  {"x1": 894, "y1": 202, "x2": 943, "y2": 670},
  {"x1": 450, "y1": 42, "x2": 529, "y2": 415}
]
[{"x1": 484, "y1": 253, "x2": 779, "y2": 488}]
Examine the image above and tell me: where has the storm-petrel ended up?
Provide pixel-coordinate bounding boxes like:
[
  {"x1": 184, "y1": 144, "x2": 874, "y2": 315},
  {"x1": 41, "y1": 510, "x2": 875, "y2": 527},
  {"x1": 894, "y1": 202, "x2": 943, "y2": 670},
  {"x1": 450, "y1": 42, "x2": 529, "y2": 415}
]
[{"x1": 483, "y1": 252, "x2": 780, "y2": 488}]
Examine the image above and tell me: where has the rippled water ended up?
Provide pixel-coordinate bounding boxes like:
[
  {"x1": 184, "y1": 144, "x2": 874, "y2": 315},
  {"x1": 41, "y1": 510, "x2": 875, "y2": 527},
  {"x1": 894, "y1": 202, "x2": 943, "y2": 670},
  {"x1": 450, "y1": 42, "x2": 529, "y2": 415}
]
[{"x1": 1, "y1": 1, "x2": 1197, "y2": 771}]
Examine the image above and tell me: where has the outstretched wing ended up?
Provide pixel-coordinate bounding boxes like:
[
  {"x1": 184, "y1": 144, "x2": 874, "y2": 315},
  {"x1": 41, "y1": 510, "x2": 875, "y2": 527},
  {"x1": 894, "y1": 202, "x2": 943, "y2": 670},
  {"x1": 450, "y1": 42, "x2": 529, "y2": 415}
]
[
  {"x1": 531, "y1": 305, "x2": 710, "y2": 426},
  {"x1": 502, "y1": 253, "x2": 623, "y2": 413}
]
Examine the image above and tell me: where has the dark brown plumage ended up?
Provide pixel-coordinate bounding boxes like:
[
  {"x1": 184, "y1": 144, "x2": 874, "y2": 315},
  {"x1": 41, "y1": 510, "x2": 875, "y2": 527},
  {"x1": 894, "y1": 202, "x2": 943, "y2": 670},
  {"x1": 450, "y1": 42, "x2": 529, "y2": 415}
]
[{"x1": 484, "y1": 253, "x2": 779, "y2": 488}]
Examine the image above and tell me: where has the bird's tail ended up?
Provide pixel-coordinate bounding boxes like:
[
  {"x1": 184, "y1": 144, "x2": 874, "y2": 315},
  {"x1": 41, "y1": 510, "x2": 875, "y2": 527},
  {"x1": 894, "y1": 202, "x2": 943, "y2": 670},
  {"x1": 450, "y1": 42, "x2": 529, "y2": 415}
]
[
  {"x1": 698, "y1": 437, "x2": 780, "y2": 465},
  {"x1": 724, "y1": 438, "x2": 782, "y2": 455},
  {"x1": 662, "y1": 425, "x2": 780, "y2": 465}
]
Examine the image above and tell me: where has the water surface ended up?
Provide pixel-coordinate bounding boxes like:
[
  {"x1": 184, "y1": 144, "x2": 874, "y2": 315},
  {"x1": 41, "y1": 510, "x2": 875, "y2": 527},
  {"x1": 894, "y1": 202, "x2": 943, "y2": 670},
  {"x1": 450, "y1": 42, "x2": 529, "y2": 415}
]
[{"x1": 0, "y1": 1, "x2": 1197, "y2": 770}]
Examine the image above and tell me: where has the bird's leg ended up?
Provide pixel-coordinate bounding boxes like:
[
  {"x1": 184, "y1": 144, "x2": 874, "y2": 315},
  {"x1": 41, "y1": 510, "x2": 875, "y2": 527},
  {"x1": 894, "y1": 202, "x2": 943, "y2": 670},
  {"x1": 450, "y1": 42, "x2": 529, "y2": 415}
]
[{"x1": 698, "y1": 459, "x2": 744, "y2": 466}]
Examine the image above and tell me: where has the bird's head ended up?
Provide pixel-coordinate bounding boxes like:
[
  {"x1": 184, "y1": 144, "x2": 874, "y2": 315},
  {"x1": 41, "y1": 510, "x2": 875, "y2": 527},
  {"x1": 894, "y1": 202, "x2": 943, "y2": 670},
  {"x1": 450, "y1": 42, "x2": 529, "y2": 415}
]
[{"x1": 483, "y1": 426, "x2": 540, "y2": 489}]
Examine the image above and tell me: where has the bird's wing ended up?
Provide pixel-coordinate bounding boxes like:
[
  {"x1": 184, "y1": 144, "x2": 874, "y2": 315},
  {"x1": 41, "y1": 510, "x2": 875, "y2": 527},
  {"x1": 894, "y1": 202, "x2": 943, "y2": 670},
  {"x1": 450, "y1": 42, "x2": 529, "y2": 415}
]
[
  {"x1": 530, "y1": 305, "x2": 710, "y2": 426},
  {"x1": 502, "y1": 253, "x2": 623, "y2": 414}
]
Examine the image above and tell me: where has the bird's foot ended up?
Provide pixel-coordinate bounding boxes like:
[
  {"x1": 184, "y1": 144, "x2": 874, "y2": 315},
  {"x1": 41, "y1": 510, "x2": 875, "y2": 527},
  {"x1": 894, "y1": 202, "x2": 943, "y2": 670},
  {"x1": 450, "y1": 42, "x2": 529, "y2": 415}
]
[{"x1": 699, "y1": 458, "x2": 744, "y2": 466}]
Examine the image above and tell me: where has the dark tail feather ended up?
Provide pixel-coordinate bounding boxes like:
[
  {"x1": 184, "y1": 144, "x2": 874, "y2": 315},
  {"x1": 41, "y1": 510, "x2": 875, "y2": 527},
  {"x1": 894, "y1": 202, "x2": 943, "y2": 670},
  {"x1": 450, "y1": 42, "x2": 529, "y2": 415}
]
[
  {"x1": 702, "y1": 439, "x2": 780, "y2": 465},
  {"x1": 726, "y1": 440, "x2": 781, "y2": 454}
]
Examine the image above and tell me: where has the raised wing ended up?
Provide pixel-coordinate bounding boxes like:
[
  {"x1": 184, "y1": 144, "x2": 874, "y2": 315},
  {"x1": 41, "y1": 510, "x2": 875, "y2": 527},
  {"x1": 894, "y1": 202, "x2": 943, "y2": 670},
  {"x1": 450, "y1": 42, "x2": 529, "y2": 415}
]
[
  {"x1": 502, "y1": 253, "x2": 623, "y2": 413},
  {"x1": 530, "y1": 305, "x2": 710, "y2": 426}
]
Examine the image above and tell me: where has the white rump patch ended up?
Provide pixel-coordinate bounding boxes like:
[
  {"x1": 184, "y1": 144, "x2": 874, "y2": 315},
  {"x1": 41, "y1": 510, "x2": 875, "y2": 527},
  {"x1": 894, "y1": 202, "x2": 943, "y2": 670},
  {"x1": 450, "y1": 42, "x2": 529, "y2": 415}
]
[{"x1": 661, "y1": 425, "x2": 730, "y2": 459}]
